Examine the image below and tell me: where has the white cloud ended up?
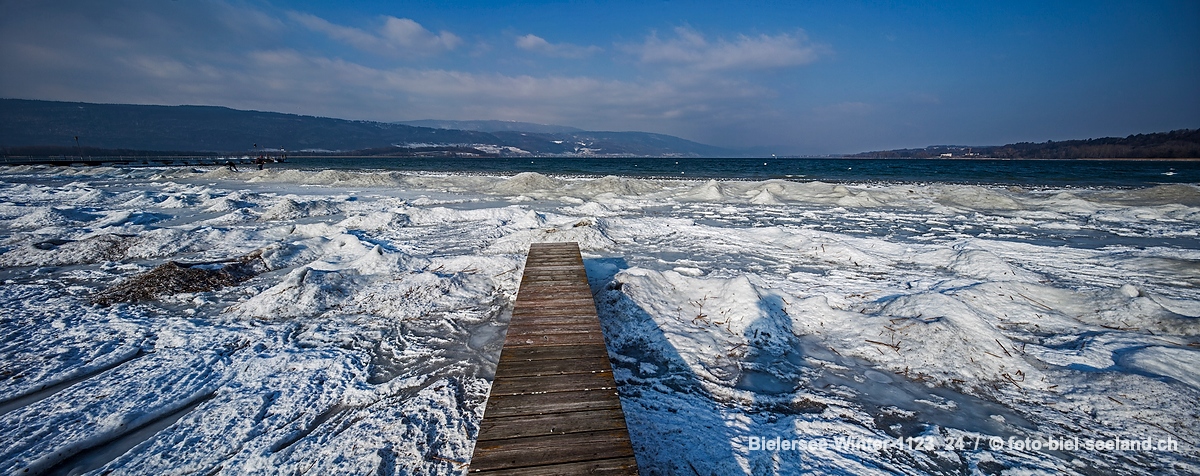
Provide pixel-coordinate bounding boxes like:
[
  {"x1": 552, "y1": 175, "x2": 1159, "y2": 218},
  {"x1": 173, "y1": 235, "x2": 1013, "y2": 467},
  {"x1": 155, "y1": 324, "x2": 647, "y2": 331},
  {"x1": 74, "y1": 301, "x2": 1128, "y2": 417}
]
[
  {"x1": 380, "y1": 17, "x2": 462, "y2": 51},
  {"x1": 239, "y1": 49, "x2": 735, "y2": 115},
  {"x1": 289, "y1": 12, "x2": 461, "y2": 56},
  {"x1": 515, "y1": 34, "x2": 600, "y2": 58},
  {"x1": 629, "y1": 26, "x2": 824, "y2": 71},
  {"x1": 0, "y1": 1, "x2": 808, "y2": 150}
]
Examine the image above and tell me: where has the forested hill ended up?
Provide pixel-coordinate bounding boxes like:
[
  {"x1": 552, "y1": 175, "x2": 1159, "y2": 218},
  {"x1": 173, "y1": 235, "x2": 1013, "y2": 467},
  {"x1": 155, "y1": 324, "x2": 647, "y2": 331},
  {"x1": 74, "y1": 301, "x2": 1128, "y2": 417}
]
[
  {"x1": 851, "y1": 129, "x2": 1200, "y2": 159},
  {"x1": 0, "y1": 98, "x2": 733, "y2": 157}
]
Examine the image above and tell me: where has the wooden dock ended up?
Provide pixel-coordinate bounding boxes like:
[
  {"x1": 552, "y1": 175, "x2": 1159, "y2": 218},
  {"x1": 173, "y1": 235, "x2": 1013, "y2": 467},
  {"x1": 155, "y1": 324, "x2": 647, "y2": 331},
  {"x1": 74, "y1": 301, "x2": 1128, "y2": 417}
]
[{"x1": 469, "y1": 242, "x2": 638, "y2": 475}]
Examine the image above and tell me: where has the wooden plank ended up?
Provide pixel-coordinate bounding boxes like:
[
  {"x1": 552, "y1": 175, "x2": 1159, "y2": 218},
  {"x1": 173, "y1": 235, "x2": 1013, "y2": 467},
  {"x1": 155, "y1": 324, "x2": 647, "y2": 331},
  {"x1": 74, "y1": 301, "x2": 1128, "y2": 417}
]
[
  {"x1": 477, "y1": 409, "x2": 630, "y2": 440},
  {"x1": 513, "y1": 290, "x2": 592, "y2": 298},
  {"x1": 510, "y1": 300, "x2": 595, "y2": 310},
  {"x1": 471, "y1": 429, "x2": 635, "y2": 470},
  {"x1": 511, "y1": 302, "x2": 595, "y2": 312},
  {"x1": 512, "y1": 297, "x2": 595, "y2": 307},
  {"x1": 512, "y1": 297, "x2": 594, "y2": 304},
  {"x1": 503, "y1": 330, "x2": 606, "y2": 342},
  {"x1": 468, "y1": 457, "x2": 639, "y2": 476},
  {"x1": 505, "y1": 314, "x2": 600, "y2": 324},
  {"x1": 506, "y1": 310, "x2": 599, "y2": 320},
  {"x1": 522, "y1": 255, "x2": 581, "y2": 262},
  {"x1": 519, "y1": 271, "x2": 586, "y2": 278},
  {"x1": 505, "y1": 312, "x2": 597, "y2": 322},
  {"x1": 519, "y1": 268, "x2": 585, "y2": 274},
  {"x1": 515, "y1": 291, "x2": 592, "y2": 299},
  {"x1": 505, "y1": 320, "x2": 600, "y2": 330},
  {"x1": 494, "y1": 355, "x2": 613, "y2": 377},
  {"x1": 479, "y1": 389, "x2": 622, "y2": 419},
  {"x1": 502, "y1": 332, "x2": 607, "y2": 347},
  {"x1": 517, "y1": 282, "x2": 585, "y2": 288},
  {"x1": 499, "y1": 343, "x2": 611, "y2": 362},
  {"x1": 518, "y1": 281, "x2": 587, "y2": 287},
  {"x1": 489, "y1": 373, "x2": 617, "y2": 396},
  {"x1": 519, "y1": 273, "x2": 587, "y2": 279},
  {"x1": 519, "y1": 273, "x2": 586, "y2": 279},
  {"x1": 516, "y1": 285, "x2": 592, "y2": 295},
  {"x1": 518, "y1": 275, "x2": 583, "y2": 281},
  {"x1": 471, "y1": 242, "x2": 637, "y2": 474},
  {"x1": 503, "y1": 331, "x2": 606, "y2": 344},
  {"x1": 515, "y1": 289, "x2": 593, "y2": 298},
  {"x1": 504, "y1": 322, "x2": 603, "y2": 335},
  {"x1": 511, "y1": 291, "x2": 595, "y2": 302},
  {"x1": 520, "y1": 267, "x2": 583, "y2": 273},
  {"x1": 509, "y1": 310, "x2": 596, "y2": 318},
  {"x1": 519, "y1": 275, "x2": 584, "y2": 281},
  {"x1": 525, "y1": 248, "x2": 581, "y2": 255}
]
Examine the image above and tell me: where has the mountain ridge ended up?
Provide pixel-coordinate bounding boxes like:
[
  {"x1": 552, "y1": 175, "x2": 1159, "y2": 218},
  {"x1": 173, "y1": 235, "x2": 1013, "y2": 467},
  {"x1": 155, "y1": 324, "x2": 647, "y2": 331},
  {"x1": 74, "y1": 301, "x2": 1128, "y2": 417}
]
[
  {"x1": 397, "y1": 119, "x2": 584, "y2": 134},
  {"x1": 0, "y1": 98, "x2": 735, "y2": 157},
  {"x1": 6, "y1": 99, "x2": 1192, "y2": 160},
  {"x1": 849, "y1": 129, "x2": 1200, "y2": 159}
]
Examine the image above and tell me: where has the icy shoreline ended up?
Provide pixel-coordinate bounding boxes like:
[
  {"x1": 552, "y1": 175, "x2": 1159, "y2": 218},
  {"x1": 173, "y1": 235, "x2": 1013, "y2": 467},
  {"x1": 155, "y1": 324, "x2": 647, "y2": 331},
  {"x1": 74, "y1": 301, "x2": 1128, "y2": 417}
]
[{"x1": 1, "y1": 165, "x2": 1198, "y2": 474}]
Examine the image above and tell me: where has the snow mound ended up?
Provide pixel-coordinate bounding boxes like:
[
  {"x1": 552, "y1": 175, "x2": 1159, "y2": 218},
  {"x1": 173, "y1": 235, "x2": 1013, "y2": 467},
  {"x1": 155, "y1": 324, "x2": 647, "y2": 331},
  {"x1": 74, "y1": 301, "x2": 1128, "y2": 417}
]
[
  {"x1": 9, "y1": 207, "x2": 98, "y2": 230},
  {"x1": 0, "y1": 234, "x2": 131, "y2": 266},
  {"x1": 256, "y1": 234, "x2": 378, "y2": 271},
  {"x1": 0, "y1": 228, "x2": 209, "y2": 267},
  {"x1": 921, "y1": 243, "x2": 1044, "y2": 282},
  {"x1": 229, "y1": 267, "x2": 357, "y2": 319},
  {"x1": 559, "y1": 201, "x2": 623, "y2": 217},
  {"x1": 199, "y1": 208, "x2": 258, "y2": 225},
  {"x1": 937, "y1": 186, "x2": 1024, "y2": 211},
  {"x1": 679, "y1": 180, "x2": 727, "y2": 201},
  {"x1": 566, "y1": 175, "x2": 663, "y2": 197},
  {"x1": 486, "y1": 217, "x2": 616, "y2": 253},
  {"x1": 203, "y1": 194, "x2": 257, "y2": 212},
  {"x1": 491, "y1": 172, "x2": 563, "y2": 195},
  {"x1": 1097, "y1": 183, "x2": 1200, "y2": 206},
  {"x1": 259, "y1": 198, "x2": 341, "y2": 221},
  {"x1": 336, "y1": 211, "x2": 410, "y2": 231}
]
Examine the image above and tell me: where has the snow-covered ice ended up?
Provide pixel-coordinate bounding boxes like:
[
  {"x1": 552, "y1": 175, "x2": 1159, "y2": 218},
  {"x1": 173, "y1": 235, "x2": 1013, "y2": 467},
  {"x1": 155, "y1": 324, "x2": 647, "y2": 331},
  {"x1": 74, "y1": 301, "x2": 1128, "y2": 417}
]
[{"x1": 0, "y1": 165, "x2": 1197, "y2": 474}]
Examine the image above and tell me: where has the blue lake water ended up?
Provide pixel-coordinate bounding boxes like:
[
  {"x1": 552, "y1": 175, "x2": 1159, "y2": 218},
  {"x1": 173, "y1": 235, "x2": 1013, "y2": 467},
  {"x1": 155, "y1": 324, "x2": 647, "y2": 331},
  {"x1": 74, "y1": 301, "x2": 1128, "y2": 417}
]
[{"x1": 282, "y1": 157, "x2": 1197, "y2": 187}]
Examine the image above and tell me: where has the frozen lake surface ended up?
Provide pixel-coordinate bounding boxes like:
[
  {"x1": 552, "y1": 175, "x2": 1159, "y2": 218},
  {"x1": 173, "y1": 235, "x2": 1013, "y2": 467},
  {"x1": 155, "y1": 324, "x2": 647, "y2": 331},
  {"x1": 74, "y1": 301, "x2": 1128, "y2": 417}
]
[{"x1": 1, "y1": 164, "x2": 1198, "y2": 474}]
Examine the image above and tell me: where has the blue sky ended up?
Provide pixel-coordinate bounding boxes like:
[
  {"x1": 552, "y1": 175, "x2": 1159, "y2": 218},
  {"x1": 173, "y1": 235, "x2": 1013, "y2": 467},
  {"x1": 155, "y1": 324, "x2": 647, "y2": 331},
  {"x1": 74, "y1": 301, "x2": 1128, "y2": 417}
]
[{"x1": 1, "y1": 0, "x2": 1197, "y2": 154}]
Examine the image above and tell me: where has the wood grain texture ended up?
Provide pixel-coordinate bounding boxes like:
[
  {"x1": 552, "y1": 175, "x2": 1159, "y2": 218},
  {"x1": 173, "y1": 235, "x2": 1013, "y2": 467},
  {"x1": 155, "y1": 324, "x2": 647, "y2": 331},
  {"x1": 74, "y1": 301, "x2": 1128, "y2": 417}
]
[{"x1": 470, "y1": 242, "x2": 638, "y2": 474}]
